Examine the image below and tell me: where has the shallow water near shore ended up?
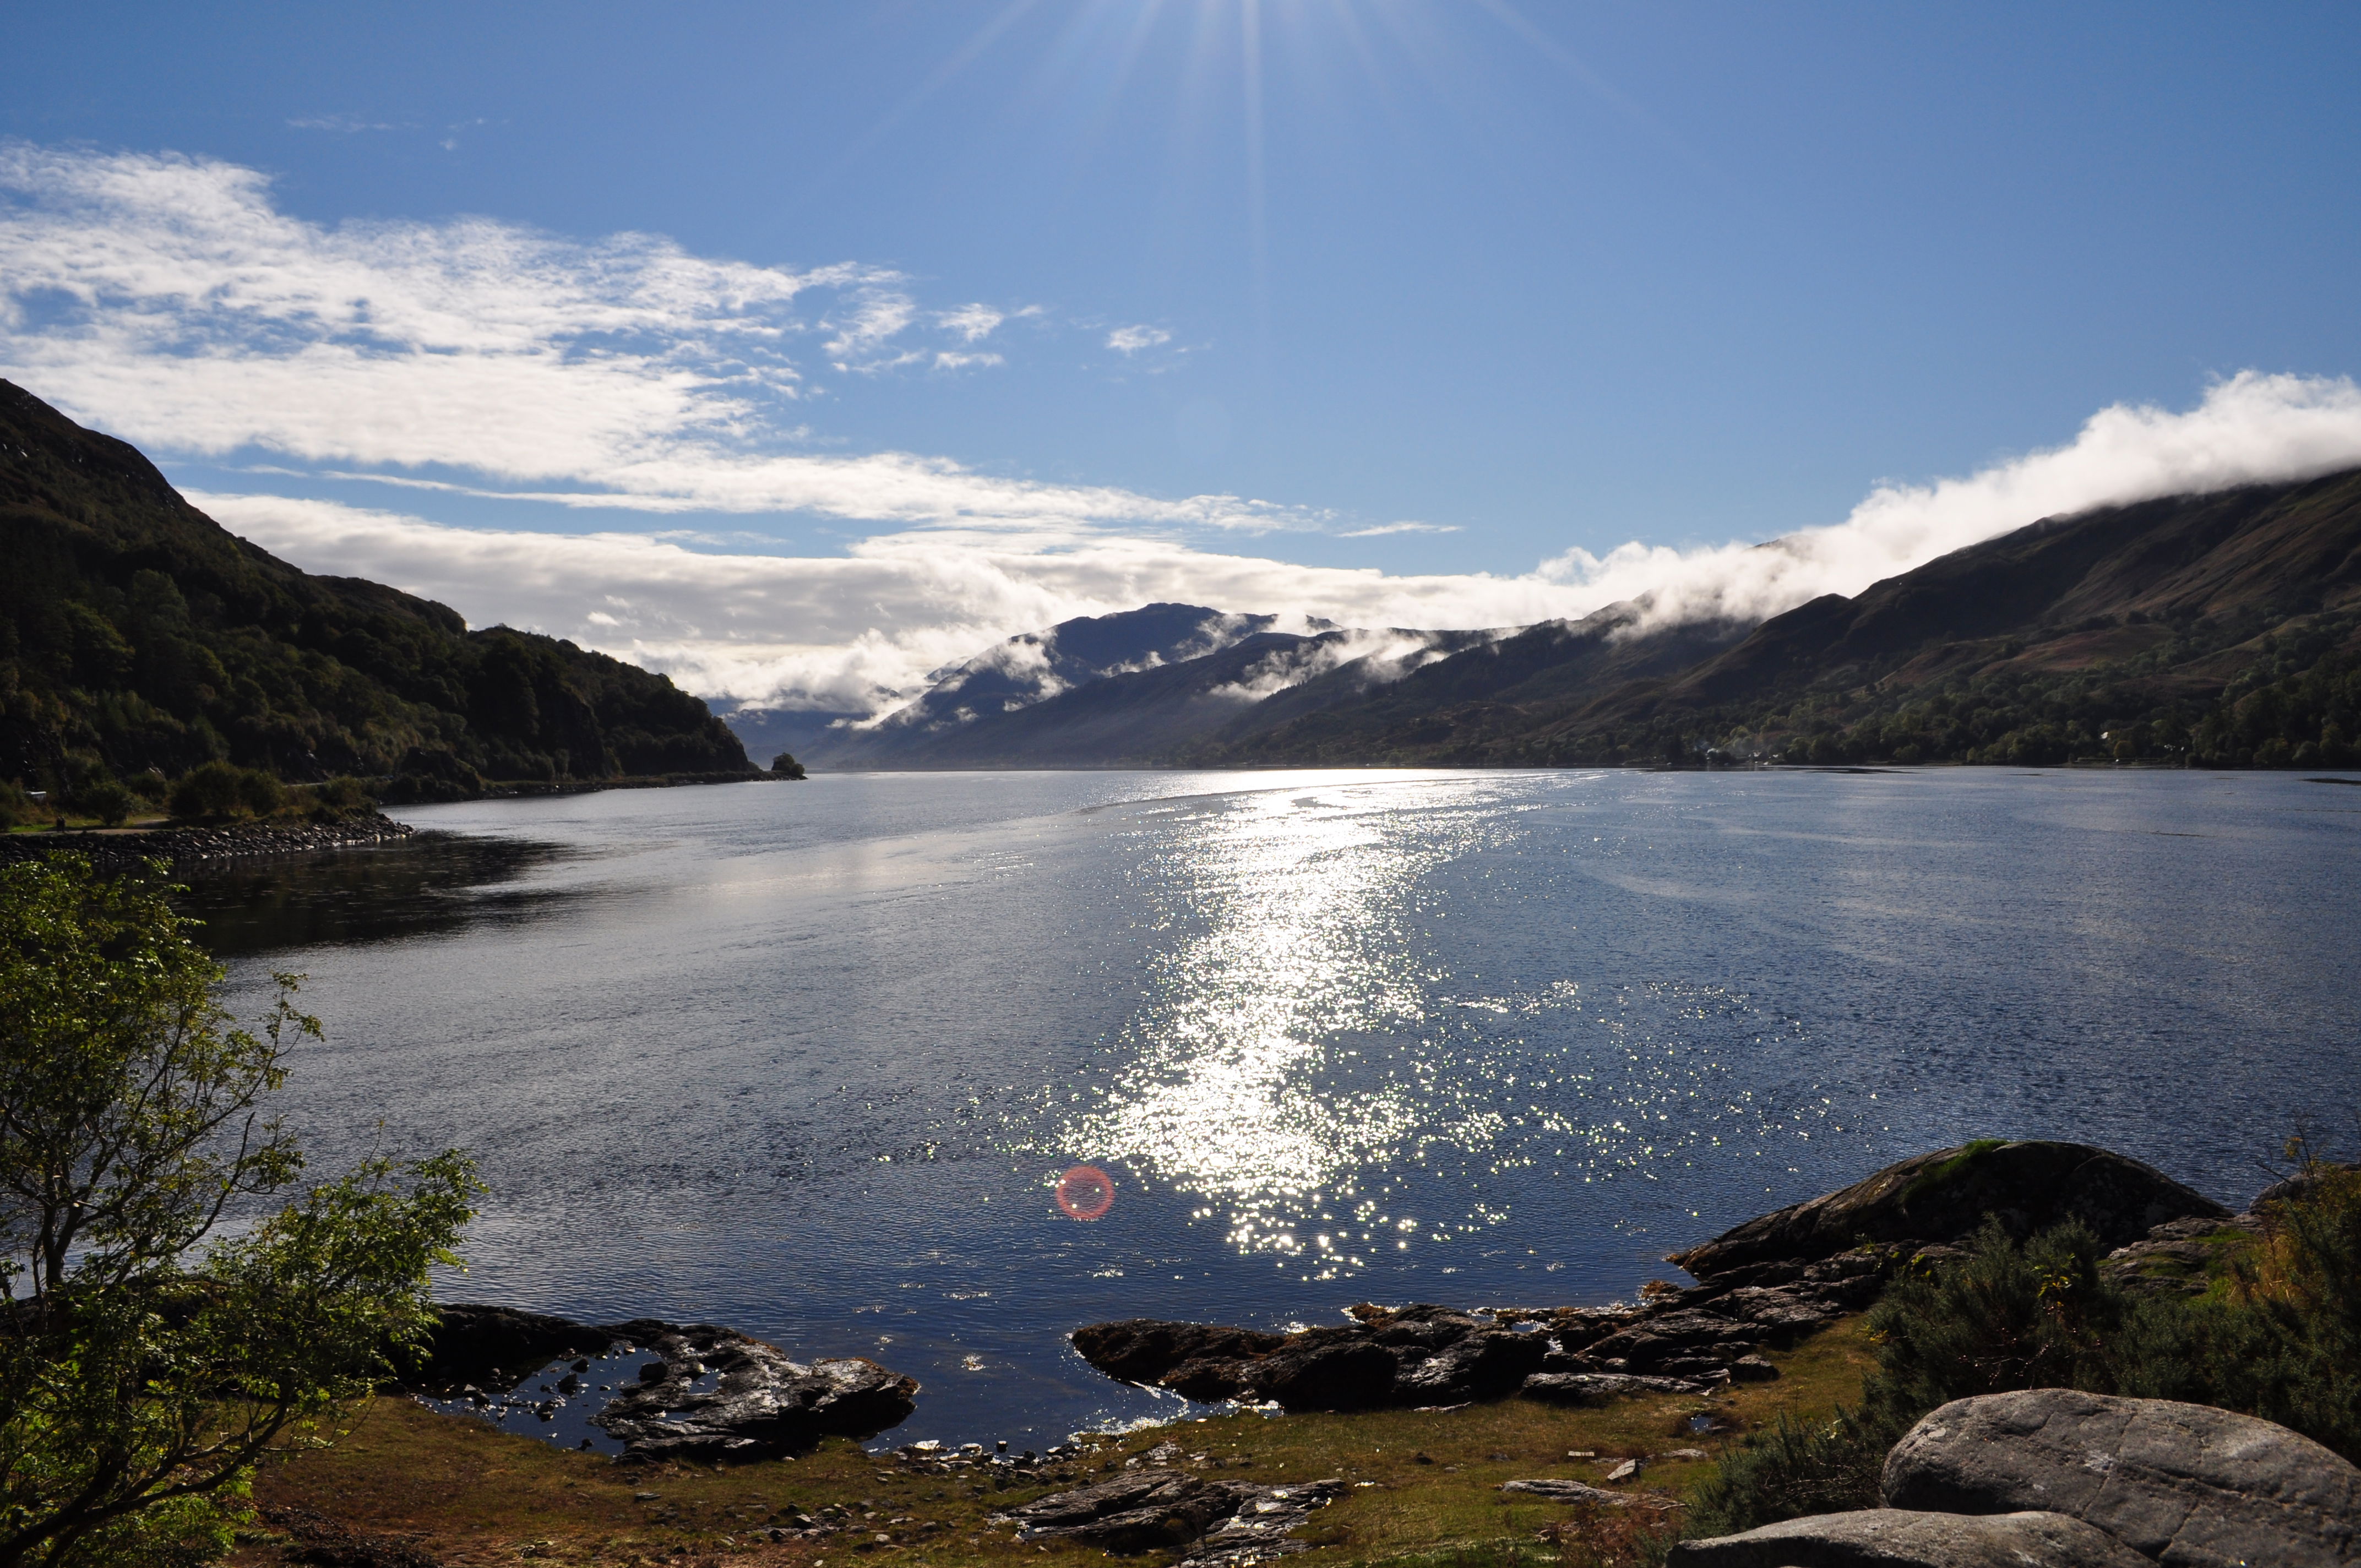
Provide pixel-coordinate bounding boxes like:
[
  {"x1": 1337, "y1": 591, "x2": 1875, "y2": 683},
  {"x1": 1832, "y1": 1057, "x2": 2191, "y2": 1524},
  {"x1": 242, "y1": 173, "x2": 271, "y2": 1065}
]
[{"x1": 201, "y1": 768, "x2": 2361, "y2": 1450}]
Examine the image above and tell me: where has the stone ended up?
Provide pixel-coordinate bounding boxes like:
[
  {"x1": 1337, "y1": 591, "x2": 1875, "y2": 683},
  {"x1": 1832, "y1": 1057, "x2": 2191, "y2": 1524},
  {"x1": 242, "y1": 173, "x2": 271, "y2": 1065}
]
[
  {"x1": 1499, "y1": 1479, "x2": 1647, "y2": 1505},
  {"x1": 593, "y1": 1326, "x2": 917, "y2": 1462},
  {"x1": 1883, "y1": 1389, "x2": 2361, "y2": 1566},
  {"x1": 1728, "y1": 1354, "x2": 1780, "y2": 1382},
  {"x1": 1520, "y1": 1371, "x2": 1709, "y2": 1404},
  {"x1": 1068, "y1": 1320, "x2": 1287, "y2": 1388},
  {"x1": 1665, "y1": 1507, "x2": 2150, "y2": 1566},
  {"x1": 1668, "y1": 1142, "x2": 2227, "y2": 1282},
  {"x1": 998, "y1": 1469, "x2": 1344, "y2": 1563}
]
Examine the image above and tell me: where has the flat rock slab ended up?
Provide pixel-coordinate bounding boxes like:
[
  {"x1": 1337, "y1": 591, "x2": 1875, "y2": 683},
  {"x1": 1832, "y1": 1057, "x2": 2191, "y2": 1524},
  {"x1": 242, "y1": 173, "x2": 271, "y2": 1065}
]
[
  {"x1": 1666, "y1": 1507, "x2": 2150, "y2": 1567},
  {"x1": 1500, "y1": 1478, "x2": 1652, "y2": 1506},
  {"x1": 997, "y1": 1468, "x2": 1343, "y2": 1562},
  {"x1": 1884, "y1": 1389, "x2": 2361, "y2": 1567},
  {"x1": 1521, "y1": 1371, "x2": 1709, "y2": 1404}
]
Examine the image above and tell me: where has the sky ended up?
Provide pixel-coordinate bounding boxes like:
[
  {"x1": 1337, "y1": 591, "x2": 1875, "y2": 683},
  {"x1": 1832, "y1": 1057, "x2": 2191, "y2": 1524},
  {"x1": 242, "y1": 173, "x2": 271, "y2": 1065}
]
[{"x1": 4, "y1": 2, "x2": 2360, "y2": 714}]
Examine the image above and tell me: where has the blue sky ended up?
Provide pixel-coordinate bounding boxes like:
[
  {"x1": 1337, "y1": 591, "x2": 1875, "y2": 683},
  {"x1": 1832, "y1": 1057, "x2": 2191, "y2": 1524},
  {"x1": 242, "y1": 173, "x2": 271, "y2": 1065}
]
[{"x1": 5, "y1": 2, "x2": 2360, "y2": 710}]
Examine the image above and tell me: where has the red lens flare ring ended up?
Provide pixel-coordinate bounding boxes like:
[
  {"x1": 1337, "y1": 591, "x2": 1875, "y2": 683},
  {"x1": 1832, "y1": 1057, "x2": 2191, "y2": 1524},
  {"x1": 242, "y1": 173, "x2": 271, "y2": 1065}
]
[{"x1": 1054, "y1": 1164, "x2": 1116, "y2": 1221}]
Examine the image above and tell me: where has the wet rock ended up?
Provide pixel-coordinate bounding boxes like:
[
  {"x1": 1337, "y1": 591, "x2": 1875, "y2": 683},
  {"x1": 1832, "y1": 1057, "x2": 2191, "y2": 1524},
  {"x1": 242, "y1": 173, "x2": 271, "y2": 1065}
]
[
  {"x1": 596, "y1": 1326, "x2": 918, "y2": 1462},
  {"x1": 1883, "y1": 1389, "x2": 2361, "y2": 1566},
  {"x1": 1069, "y1": 1320, "x2": 1287, "y2": 1387},
  {"x1": 1668, "y1": 1142, "x2": 2227, "y2": 1283},
  {"x1": 1244, "y1": 1333, "x2": 1402, "y2": 1412},
  {"x1": 1666, "y1": 1507, "x2": 2149, "y2": 1566},
  {"x1": 0, "y1": 814, "x2": 418, "y2": 874}
]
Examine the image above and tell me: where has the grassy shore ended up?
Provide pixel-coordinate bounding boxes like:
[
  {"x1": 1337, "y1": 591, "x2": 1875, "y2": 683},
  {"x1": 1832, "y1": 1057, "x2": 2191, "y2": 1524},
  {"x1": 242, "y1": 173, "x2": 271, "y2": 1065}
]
[{"x1": 230, "y1": 1319, "x2": 1874, "y2": 1567}]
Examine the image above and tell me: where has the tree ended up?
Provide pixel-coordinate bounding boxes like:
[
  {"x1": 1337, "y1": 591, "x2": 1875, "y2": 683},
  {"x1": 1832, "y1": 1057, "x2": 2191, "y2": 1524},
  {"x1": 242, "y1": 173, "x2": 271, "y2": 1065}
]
[{"x1": 0, "y1": 853, "x2": 479, "y2": 1567}]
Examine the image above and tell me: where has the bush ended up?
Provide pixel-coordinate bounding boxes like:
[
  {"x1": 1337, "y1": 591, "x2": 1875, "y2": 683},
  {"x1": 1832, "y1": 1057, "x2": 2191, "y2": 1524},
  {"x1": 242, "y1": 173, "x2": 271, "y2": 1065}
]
[
  {"x1": 1691, "y1": 1172, "x2": 2361, "y2": 1536},
  {"x1": 771, "y1": 750, "x2": 807, "y2": 779},
  {"x1": 66, "y1": 777, "x2": 138, "y2": 827},
  {"x1": 298, "y1": 776, "x2": 377, "y2": 821},
  {"x1": 168, "y1": 760, "x2": 286, "y2": 821},
  {"x1": 0, "y1": 780, "x2": 42, "y2": 827}
]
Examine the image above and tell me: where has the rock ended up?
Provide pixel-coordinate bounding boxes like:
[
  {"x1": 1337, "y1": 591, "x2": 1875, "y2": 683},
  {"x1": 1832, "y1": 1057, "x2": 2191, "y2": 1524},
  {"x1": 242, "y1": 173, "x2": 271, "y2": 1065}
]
[
  {"x1": 1669, "y1": 1142, "x2": 2228, "y2": 1282},
  {"x1": 417, "y1": 1304, "x2": 659, "y2": 1388},
  {"x1": 1666, "y1": 1508, "x2": 2149, "y2": 1566},
  {"x1": 1394, "y1": 1328, "x2": 1552, "y2": 1403},
  {"x1": 1883, "y1": 1389, "x2": 2361, "y2": 1566},
  {"x1": 1728, "y1": 1355, "x2": 1780, "y2": 1382},
  {"x1": 261, "y1": 1505, "x2": 442, "y2": 1568},
  {"x1": 1520, "y1": 1371, "x2": 1709, "y2": 1404},
  {"x1": 998, "y1": 1469, "x2": 1344, "y2": 1563},
  {"x1": 1500, "y1": 1479, "x2": 1650, "y2": 1505},
  {"x1": 1244, "y1": 1334, "x2": 1402, "y2": 1411},
  {"x1": 2100, "y1": 1215, "x2": 2263, "y2": 1298},
  {"x1": 1068, "y1": 1320, "x2": 1287, "y2": 1390},
  {"x1": 595, "y1": 1326, "x2": 918, "y2": 1462}
]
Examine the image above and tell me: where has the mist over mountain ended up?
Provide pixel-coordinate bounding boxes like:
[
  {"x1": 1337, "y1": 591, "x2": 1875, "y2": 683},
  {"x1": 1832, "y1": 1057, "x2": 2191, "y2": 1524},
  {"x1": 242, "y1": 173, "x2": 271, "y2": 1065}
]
[{"x1": 727, "y1": 470, "x2": 2361, "y2": 772}]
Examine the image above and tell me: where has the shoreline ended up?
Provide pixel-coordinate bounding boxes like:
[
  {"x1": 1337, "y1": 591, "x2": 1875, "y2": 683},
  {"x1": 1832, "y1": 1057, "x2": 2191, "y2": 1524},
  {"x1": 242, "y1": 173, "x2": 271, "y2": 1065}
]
[{"x1": 0, "y1": 811, "x2": 419, "y2": 873}]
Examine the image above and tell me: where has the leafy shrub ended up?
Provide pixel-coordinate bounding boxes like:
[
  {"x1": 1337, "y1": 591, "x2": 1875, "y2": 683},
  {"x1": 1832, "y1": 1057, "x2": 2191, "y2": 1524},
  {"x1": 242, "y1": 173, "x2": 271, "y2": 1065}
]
[
  {"x1": 67, "y1": 777, "x2": 138, "y2": 827},
  {"x1": 1692, "y1": 1170, "x2": 2361, "y2": 1537},
  {"x1": 298, "y1": 776, "x2": 377, "y2": 820},
  {"x1": 0, "y1": 780, "x2": 43, "y2": 827},
  {"x1": 772, "y1": 750, "x2": 807, "y2": 779},
  {"x1": 167, "y1": 761, "x2": 286, "y2": 821},
  {"x1": 1687, "y1": 1408, "x2": 1897, "y2": 1538}
]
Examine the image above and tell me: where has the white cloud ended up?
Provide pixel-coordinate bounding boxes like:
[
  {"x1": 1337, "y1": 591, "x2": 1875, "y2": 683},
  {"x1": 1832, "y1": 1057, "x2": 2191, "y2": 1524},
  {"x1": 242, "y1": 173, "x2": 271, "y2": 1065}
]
[
  {"x1": 193, "y1": 492, "x2": 1595, "y2": 711},
  {"x1": 0, "y1": 144, "x2": 1332, "y2": 531},
  {"x1": 1542, "y1": 371, "x2": 2361, "y2": 632},
  {"x1": 937, "y1": 303, "x2": 1004, "y2": 342},
  {"x1": 1339, "y1": 521, "x2": 1462, "y2": 537},
  {"x1": 1107, "y1": 324, "x2": 1171, "y2": 354}
]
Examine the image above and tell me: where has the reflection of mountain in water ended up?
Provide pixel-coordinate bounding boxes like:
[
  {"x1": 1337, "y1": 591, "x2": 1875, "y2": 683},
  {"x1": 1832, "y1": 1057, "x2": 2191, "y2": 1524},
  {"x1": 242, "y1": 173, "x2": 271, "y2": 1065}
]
[{"x1": 176, "y1": 832, "x2": 583, "y2": 956}]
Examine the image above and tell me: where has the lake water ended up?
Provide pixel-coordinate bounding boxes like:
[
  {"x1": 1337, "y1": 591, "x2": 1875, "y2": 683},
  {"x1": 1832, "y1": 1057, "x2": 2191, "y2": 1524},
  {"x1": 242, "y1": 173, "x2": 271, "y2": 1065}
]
[{"x1": 190, "y1": 767, "x2": 2361, "y2": 1450}]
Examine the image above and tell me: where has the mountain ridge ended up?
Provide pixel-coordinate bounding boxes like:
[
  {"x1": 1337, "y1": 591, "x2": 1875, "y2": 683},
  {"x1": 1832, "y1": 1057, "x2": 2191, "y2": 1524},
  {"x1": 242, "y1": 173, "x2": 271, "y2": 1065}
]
[{"x1": 0, "y1": 380, "x2": 754, "y2": 798}]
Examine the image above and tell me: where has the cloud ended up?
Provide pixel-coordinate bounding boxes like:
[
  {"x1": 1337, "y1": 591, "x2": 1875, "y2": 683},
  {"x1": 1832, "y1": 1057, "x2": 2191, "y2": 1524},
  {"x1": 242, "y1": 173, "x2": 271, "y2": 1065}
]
[
  {"x1": 286, "y1": 115, "x2": 413, "y2": 133},
  {"x1": 1541, "y1": 371, "x2": 2361, "y2": 632},
  {"x1": 937, "y1": 303, "x2": 1004, "y2": 342},
  {"x1": 0, "y1": 144, "x2": 1331, "y2": 531},
  {"x1": 1339, "y1": 521, "x2": 1462, "y2": 537},
  {"x1": 1107, "y1": 324, "x2": 1171, "y2": 354},
  {"x1": 193, "y1": 492, "x2": 1597, "y2": 711}
]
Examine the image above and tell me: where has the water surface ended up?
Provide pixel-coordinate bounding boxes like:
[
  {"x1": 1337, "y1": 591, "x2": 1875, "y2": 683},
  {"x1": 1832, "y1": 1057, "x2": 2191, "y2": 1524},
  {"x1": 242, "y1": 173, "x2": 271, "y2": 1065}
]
[{"x1": 206, "y1": 768, "x2": 2361, "y2": 1447}]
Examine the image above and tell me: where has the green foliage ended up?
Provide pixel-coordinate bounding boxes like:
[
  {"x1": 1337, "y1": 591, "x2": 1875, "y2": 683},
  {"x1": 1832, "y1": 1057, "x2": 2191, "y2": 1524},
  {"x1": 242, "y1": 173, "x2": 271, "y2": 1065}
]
[
  {"x1": 62, "y1": 778, "x2": 135, "y2": 827},
  {"x1": 1694, "y1": 1175, "x2": 2361, "y2": 1538},
  {"x1": 1, "y1": 383, "x2": 749, "y2": 793},
  {"x1": 295, "y1": 777, "x2": 376, "y2": 821},
  {"x1": 0, "y1": 783, "x2": 36, "y2": 829},
  {"x1": 0, "y1": 853, "x2": 479, "y2": 1566},
  {"x1": 771, "y1": 751, "x2": 807, "y2": 780},
  {"x1": 167, "y1": 761, "x2": 284, "y2": 822},
  {"x1": 1687, "y1": 1407, "x2": 1897, "y2": 1539}
]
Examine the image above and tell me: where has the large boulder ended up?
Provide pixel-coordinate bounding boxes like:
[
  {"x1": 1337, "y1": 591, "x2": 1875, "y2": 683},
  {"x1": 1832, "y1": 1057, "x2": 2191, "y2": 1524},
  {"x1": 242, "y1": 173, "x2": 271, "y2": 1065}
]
[
  {"x1": 1669, "y1": 1142, "x2": 2227, "y2": 1282},
  {"x1": 1664, "y1": 1507, "x2": 2150, "y2": 1566},
  {"x1": 1883, "y1": 1389, "x2": 2361, "y2": 1566}
]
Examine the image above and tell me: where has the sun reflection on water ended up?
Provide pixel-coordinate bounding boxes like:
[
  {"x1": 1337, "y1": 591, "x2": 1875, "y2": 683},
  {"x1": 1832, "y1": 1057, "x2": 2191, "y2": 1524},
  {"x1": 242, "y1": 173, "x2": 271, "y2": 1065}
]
[{"x1": 1052, "y1": 777, "x2": 1833, "y2": 1280}]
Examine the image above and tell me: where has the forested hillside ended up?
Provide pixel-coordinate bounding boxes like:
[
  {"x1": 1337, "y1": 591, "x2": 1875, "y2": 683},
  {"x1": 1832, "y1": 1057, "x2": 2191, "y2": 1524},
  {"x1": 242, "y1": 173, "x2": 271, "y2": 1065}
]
[
  {"x1": 0, "y1": 381, "x2": 751, "y2": 802},
  {"x1": 1182, "y1": 470, "x2": 2361, "y2": 770}
]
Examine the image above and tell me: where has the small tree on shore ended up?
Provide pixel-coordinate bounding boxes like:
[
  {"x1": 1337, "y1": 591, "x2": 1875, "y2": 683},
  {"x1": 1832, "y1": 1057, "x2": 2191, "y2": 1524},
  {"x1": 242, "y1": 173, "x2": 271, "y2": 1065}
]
[{"x1": 0, "y1": 853, "x2": 479, "y2": 1567}]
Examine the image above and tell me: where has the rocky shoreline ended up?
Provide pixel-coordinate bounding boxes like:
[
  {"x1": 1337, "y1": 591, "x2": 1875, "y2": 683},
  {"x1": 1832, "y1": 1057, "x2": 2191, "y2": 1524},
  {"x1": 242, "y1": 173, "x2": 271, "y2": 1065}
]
[
  {"x1": 0, "y1": 811, "x2": 417, "y2": 872},
  {"x1": 1067, "y1": 1142, "x2": 2229, "y2": 1416},
  {"x1": 404, "y1": 1141, "x2": 2355, "y2": 1566}
]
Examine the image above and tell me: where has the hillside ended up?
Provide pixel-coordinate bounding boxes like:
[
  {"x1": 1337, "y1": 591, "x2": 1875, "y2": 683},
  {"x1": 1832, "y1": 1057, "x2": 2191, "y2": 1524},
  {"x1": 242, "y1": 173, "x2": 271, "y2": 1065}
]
[
  {"x1": 0, "y1": 381, "x2": 752, "y2": 799},
  {"x1": 1184, "y1": 470, "x2": 2361, "y2": 770}
]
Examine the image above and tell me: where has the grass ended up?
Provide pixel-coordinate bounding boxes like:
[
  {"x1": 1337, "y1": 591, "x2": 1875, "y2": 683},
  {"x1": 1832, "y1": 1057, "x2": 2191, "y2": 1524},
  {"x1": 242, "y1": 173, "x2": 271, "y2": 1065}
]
[
  {"x1": 1895, "y1": 1139, "x2": 2006, "y2": 1211},
  {"x1": 228, "y1": 1320, "x2": 1878, "y2": 1567}
]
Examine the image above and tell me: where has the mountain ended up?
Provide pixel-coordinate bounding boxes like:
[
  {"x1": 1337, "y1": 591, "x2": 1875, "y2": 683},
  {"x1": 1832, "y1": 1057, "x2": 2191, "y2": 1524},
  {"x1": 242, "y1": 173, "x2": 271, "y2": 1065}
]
[
  {"x1": 0, "y1": 380, "x2": 753, "y2": 797},
  {"x1": 1196, "y1": 469, "x2": 2361, "y2": 769},
  {"x1": 744, "y1": 603, "x2": 1353, "y2": 768},
  {"x1": 764, "y1": 470, "x2": 2361, "y2": 773}
]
